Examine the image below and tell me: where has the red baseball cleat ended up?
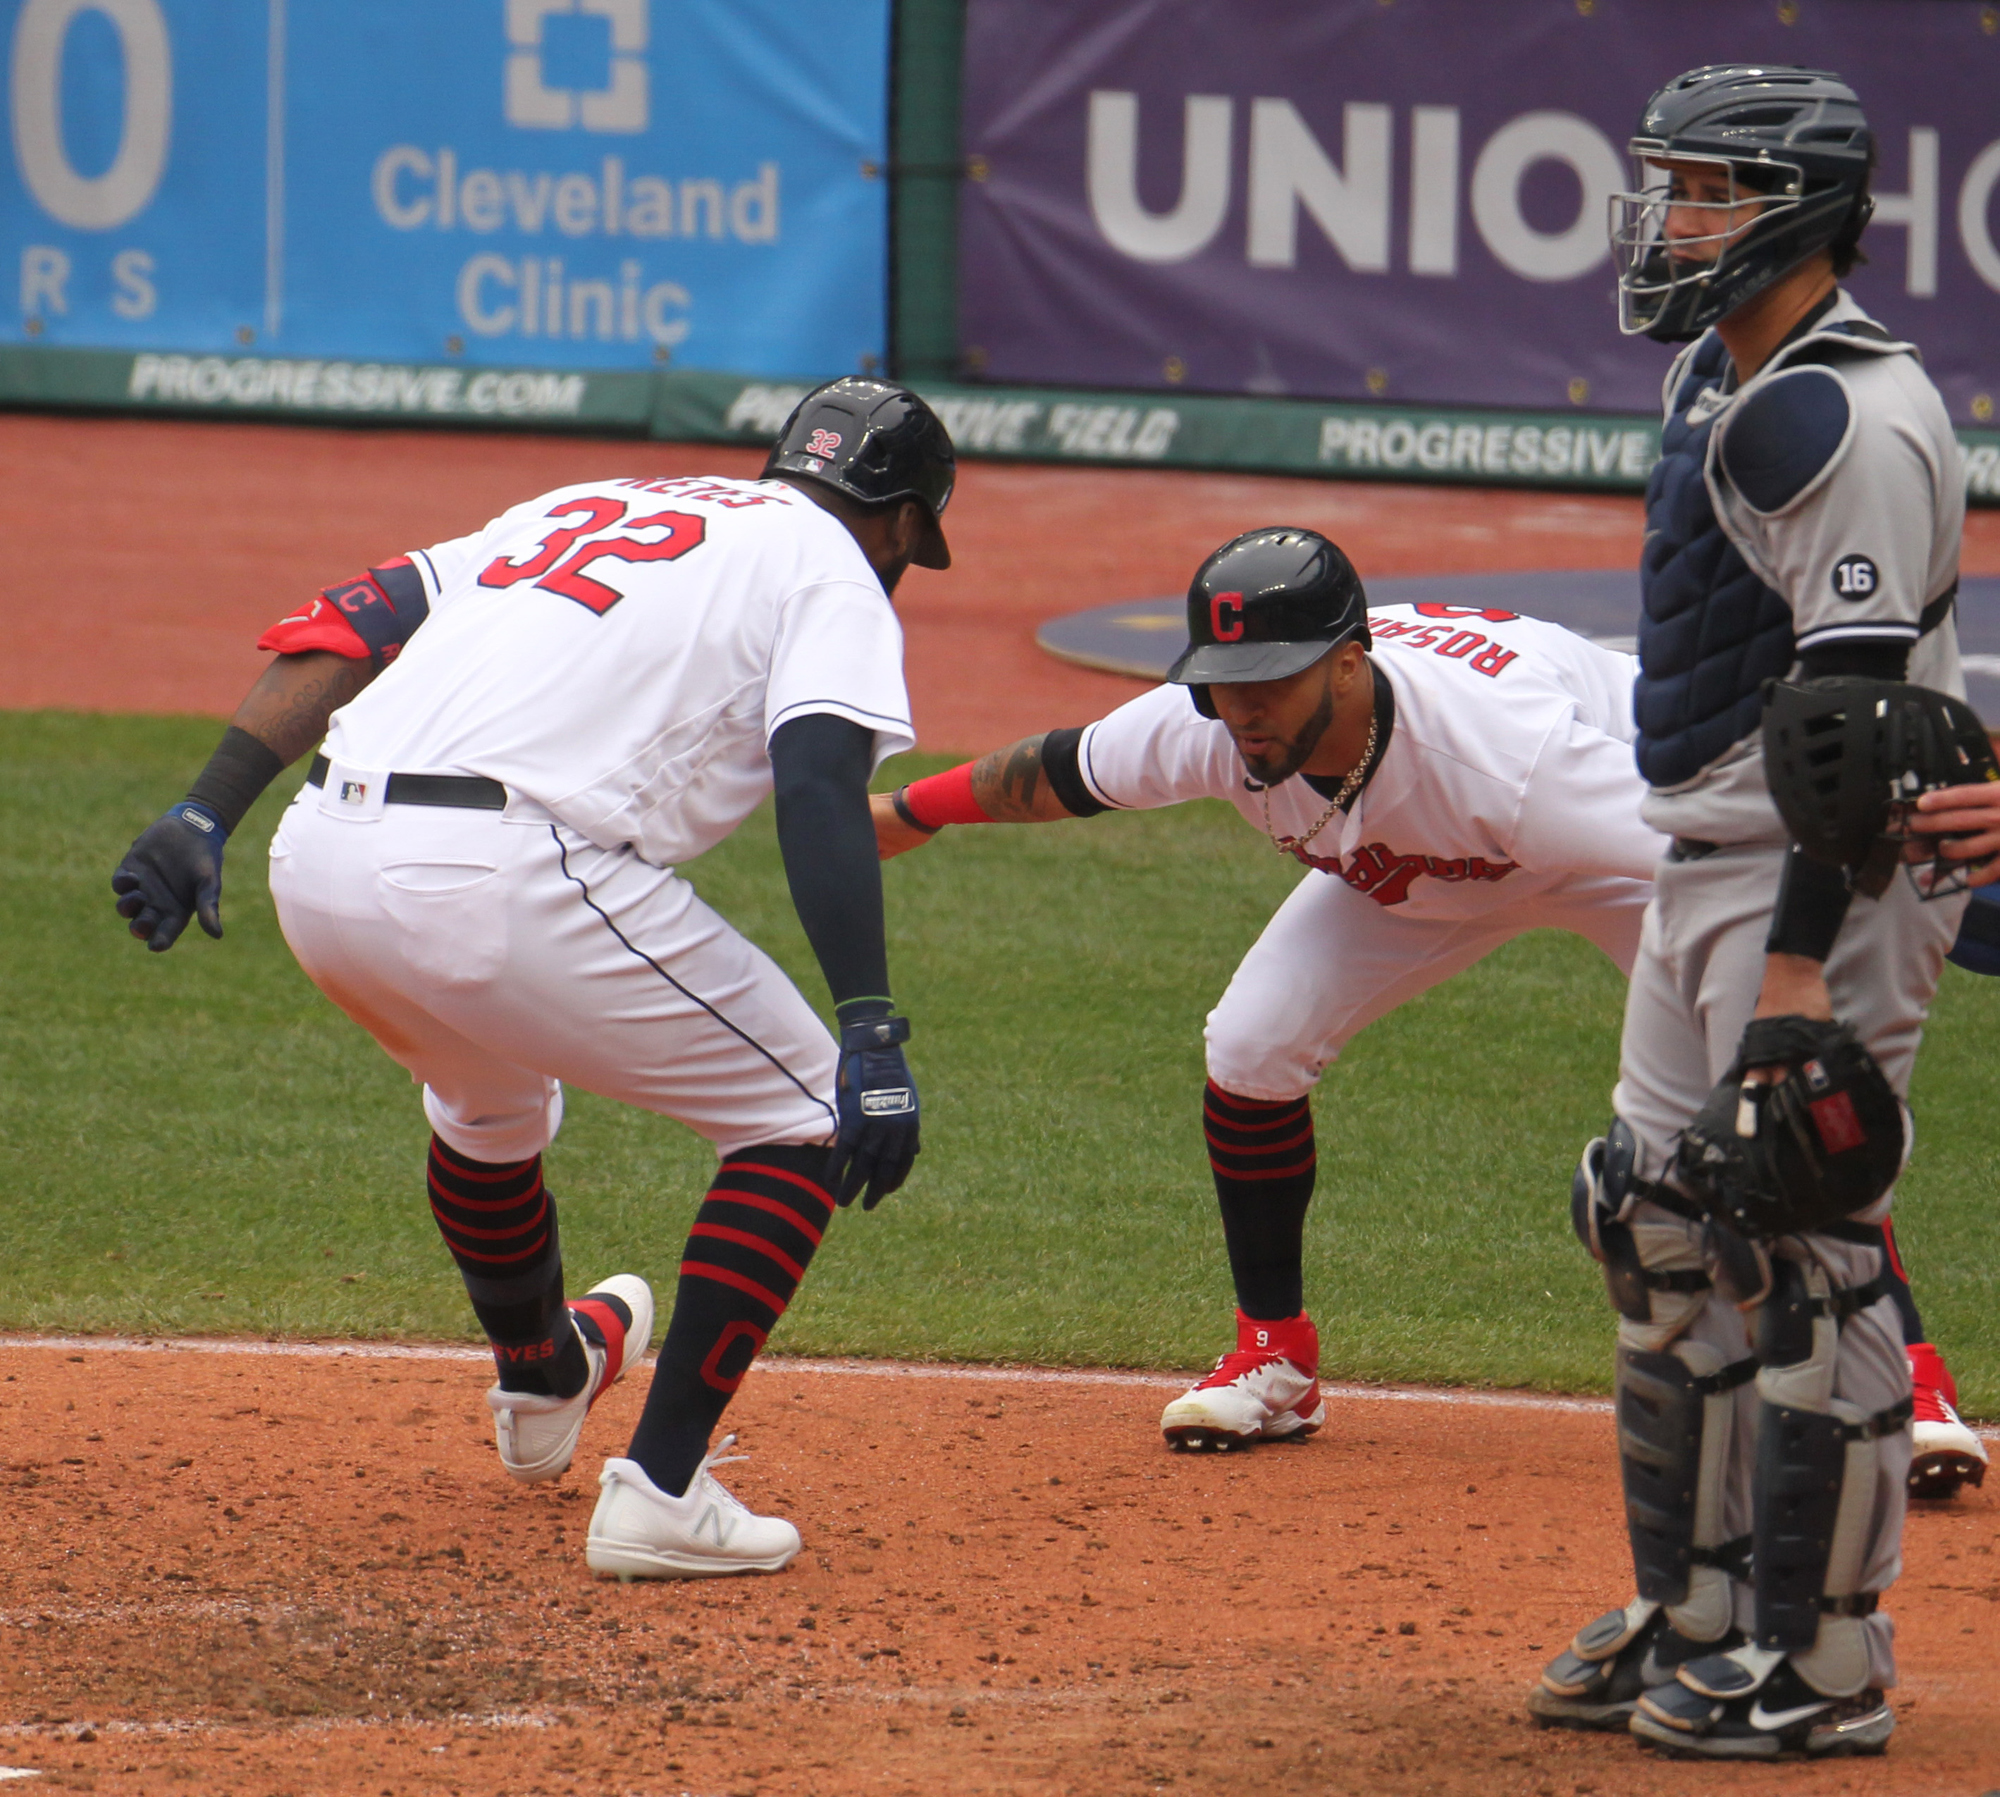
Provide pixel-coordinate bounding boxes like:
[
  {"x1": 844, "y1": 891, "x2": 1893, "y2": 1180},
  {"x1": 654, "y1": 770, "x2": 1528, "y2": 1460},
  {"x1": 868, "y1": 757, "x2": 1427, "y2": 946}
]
[
  {"x1": 1908, "y1": 1342, "x2": 1988, "y2": 1499},
  {"x1": 1161, "y1": 1310, "x2": 1325, "y2": 1451}
]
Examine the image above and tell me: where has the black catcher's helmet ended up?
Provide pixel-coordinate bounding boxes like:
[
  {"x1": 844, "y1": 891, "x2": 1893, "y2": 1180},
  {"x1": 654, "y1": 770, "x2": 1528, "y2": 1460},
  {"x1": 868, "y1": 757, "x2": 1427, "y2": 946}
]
[
  {"x1": 1166, "y1": 528, "x2": 1370, "y2": 718},
  {"x1": 1762, "y1": 677, "x2": 2000, "y2": 900},
  {"x1": 763, "y1": 377, "x2": 955, "y2": 569},
  {"x1": 1611, "y1": 65, "x2": 1874, "y2": 343}
]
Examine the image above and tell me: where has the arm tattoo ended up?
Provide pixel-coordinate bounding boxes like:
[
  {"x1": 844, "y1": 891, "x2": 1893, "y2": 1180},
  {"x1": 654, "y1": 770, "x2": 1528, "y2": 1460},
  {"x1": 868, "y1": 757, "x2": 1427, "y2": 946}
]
[
  {"x1": 970, "y1": 733, "x2": 1051, "y2": 822},
  {"x1": 233, "y1": 653, "x2": 377, "y2": 768}
]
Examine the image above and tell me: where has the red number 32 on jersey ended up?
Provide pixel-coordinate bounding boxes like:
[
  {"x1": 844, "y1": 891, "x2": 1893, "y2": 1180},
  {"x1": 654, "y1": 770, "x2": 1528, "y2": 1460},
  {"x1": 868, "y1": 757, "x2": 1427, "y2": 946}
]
[{"x1": 477, "y1": 497, "x2": 707, "y2": 615}]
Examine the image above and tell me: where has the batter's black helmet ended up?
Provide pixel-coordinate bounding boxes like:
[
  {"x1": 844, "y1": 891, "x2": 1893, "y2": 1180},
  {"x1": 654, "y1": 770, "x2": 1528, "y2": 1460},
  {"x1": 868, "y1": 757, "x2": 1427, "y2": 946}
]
[
  {"x1": 1611, "y1": 65, "x2": 1874, "y2": 342},
  {"x1": 1166, "y1": 528, "x2": 1370, "y2": 718},
  {"x1": 763, "y1": 376, "x2": 956, "y2": 569}
]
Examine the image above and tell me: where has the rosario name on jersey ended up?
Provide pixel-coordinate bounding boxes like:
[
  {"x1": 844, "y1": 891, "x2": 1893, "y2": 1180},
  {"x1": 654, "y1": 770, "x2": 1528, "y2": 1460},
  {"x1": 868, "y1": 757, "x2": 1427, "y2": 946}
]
[
  {"x1": 1075, "y1": 604, "x2": 1665, "y2": 919},
  {"x1": 259, "y1": 476, "x2": 915, "y2": 869}
]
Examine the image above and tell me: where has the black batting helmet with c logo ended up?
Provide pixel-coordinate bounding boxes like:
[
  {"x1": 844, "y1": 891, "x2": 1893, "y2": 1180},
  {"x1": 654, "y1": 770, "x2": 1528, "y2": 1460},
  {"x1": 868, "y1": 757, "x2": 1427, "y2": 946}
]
[{"x1": 1167, "y1": 528, "x2": 1370, "y2": 717}]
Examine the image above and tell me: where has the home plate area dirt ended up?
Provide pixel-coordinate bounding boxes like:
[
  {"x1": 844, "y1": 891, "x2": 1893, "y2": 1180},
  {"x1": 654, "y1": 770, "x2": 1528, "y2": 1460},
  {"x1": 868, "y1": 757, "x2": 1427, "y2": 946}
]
[{"x1": 0, "y1": 1343, "x2": 1993, "y2": 1797}]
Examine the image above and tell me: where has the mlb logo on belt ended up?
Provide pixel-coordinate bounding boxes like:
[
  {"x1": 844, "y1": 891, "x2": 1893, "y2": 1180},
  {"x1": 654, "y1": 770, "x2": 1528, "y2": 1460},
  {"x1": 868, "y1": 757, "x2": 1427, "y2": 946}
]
[{"x1": 339, "y1": 780, "x2": 370, "y2": 805}]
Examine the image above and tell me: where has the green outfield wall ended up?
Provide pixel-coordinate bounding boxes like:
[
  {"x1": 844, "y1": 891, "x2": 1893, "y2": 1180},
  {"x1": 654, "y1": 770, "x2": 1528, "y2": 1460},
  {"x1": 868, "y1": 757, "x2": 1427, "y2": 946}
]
[{"x1": 8, "y1": 344, "x2": 2000, "y2": 505}]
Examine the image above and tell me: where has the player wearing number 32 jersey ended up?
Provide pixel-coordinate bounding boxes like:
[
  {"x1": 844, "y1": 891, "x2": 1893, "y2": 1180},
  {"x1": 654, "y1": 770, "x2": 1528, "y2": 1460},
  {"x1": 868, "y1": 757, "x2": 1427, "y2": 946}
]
[
  {"x1": 874, "y1": 526, "x2": 1665, "y2": 1445},
  {"x1": 111, "y1": 378, "x2": 955, "y2": 1581}
]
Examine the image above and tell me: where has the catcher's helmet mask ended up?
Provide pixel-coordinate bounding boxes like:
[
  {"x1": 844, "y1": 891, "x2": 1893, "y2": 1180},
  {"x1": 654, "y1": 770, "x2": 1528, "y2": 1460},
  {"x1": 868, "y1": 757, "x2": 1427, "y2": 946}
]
[
  {"x1": 1168, "y1": 527, "x2": 1372, "y2": 719},
  {"x1": 1761, "y1": 677, "x2": 2000, "y2": 901},
  {"x1": 1611, "y1": 65, "x2": 1874, "y2": 343},
  {"x1": 763, "y1": 376, "x2": 956, "y2": 570}
]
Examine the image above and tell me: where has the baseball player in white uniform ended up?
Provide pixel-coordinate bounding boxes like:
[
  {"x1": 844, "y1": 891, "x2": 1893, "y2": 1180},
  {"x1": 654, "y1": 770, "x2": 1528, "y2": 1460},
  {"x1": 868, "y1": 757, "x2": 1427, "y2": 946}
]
[
  {"x1": 872, "y1": 526, "x2": 1663, "y2": 1445},
  {"x1": 112, "y1": 377, "x2": 955, "y2": 1579},
  {"x1": 1530, "y1": 66, "x2": 1976, "y2": 1760}
]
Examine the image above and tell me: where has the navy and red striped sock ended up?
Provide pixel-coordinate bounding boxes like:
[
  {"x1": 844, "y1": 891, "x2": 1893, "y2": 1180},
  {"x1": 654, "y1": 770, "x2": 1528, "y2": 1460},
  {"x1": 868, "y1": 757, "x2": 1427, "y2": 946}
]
[
  {"x1": 1878, "y1": 1216, "x2": 1924, "y2": 1346},
  {"x1": 426, "y1": 1134, "x2": 586, "y2": 1399},
  {"x1": 1202, "y1": 1080, "x2": 1316, "y2": 1322},
  {"x1": 626, "y1": 1144, "x2": 834, "y2": 1495}
]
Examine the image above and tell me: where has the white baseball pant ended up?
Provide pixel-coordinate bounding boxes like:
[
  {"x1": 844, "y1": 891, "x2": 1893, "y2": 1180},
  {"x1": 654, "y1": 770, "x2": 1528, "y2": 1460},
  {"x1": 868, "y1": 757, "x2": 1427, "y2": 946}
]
[
  {"x1": 1204, "y1": 868, "x2": 1654, "y2": 1101},
  {"x1": 267, "y1": 772, "x2": 839, "y2": 1163}
]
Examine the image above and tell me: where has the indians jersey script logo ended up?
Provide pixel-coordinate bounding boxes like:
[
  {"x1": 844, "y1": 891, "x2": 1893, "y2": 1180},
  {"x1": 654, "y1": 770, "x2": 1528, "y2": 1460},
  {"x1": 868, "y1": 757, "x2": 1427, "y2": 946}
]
[{"x1": 1289, "y1": 839, "x2": 1519, "y2": 905}]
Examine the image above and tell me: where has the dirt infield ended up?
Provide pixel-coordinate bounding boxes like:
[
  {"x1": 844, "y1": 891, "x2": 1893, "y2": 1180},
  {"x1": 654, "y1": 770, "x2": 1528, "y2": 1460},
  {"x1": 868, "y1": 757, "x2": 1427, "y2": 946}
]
[
  {"x1": 28, "y1": 409, "x2": 2000, "y2": 756},
  {"x1": 0, "y1": 410, "x2": 1642, "y2": 751},
  {"x1": 2, "y1": 1340, "x2": 1994, "y2": 1797},
  {"x1": 7, "y1": 413, "x2": 1998, "y2": 754}
]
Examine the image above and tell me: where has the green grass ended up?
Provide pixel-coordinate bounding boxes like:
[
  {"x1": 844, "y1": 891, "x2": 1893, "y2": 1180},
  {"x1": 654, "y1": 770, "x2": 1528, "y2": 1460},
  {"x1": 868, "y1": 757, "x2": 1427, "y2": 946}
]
[{"x1": 4, "y1": 712, "x2": 1997, "y2": 1413}]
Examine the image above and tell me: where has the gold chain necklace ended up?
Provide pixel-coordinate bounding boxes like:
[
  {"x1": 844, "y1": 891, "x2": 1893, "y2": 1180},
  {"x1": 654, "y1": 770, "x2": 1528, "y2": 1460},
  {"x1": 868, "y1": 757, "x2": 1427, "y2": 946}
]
[{"x1": 1260, "y1": 702, "x2": 1378, "y2": 856}]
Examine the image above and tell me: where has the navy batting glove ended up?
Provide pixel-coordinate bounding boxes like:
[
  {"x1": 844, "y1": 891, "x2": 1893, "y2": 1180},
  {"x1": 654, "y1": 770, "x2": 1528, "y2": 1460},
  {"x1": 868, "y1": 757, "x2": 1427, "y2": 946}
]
[
  {"x1": 112, "y1": 802, "x2": 228, "y2": 952},
  {"x1": 824, "y1": 1010, "x2": 920, "y2": 1211}
]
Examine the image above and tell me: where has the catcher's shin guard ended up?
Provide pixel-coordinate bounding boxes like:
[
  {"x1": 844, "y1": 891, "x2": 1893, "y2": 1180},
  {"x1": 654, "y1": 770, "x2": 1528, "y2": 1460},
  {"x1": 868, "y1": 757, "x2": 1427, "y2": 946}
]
[
  {"x1": 1747, "y1": 1252, "x2": 1911, "y2": 1691},
  {"x1": 1752, "y1": 1393, "x2": 1911, "y2": 1687},
  {"x1": 1619, "y1": 1341, "x2": 1755, "y2": 1640},
  {"x1": 1753, "y1": 1405, "x2": 1847, "y2": 1654}
]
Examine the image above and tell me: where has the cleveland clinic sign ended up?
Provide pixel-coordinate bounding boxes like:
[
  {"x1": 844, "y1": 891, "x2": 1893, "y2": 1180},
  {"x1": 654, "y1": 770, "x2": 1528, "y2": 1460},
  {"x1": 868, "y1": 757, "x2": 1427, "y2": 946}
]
[{"x1": 4, "y1": 0, "x2": 891, "y2": 378}]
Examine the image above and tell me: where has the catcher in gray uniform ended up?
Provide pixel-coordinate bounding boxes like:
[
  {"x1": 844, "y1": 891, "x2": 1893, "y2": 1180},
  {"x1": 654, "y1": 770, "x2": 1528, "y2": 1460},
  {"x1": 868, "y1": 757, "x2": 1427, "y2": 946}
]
[{"x1": 1528, "y1": 66, "x2": 1986, "y2": 1762}]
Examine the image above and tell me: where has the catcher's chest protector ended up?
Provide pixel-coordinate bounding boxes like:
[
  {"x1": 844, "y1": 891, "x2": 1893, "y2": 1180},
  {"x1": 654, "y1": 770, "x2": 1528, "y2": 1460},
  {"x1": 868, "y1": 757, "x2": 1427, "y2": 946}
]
[{"x1": 1634, "y1": 335, "x2": 1796, "y2": 789}]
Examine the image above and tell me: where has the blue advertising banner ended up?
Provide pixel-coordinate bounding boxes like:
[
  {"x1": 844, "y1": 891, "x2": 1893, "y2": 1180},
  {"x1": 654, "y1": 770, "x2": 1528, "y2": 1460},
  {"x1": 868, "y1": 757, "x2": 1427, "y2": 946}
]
[
  {"x1": 3, "y1": 0, "x2": 889, "y2": 376},
  {"x1": 957, "y1": 0, "x2": 2000, "y2": 422}
]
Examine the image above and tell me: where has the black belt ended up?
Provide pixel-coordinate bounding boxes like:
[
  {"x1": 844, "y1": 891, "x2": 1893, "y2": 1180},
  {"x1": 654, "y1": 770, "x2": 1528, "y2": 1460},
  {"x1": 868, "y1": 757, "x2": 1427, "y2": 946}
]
[
  {"x1": 306, "y1": 753, "x2": 507, "y2": 811},
  {"x1": 1668, "y1": 837, "x2": 1721, "y2": 863}
]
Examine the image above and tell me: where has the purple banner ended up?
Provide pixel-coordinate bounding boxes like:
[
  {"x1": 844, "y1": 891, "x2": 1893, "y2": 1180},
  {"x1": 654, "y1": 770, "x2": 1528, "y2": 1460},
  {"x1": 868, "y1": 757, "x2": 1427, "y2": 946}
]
[{"x1": 958, "y1": 0, "x2": 2000, "y2": 421}]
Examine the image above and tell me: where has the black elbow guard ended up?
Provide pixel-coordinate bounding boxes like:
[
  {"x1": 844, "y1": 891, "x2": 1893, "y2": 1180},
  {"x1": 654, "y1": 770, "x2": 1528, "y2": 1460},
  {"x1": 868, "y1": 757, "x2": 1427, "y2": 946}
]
[{"x1": 1039, "y1": 727, "x2": 1109, "y2": 818}]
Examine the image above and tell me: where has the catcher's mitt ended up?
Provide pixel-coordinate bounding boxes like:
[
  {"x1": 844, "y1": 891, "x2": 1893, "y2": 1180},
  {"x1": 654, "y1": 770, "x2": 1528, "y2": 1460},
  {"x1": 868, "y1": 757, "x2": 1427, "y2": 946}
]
[
  {"x1": 1762, "y1": 678, "x2": 1999, "y2": 898},
  {"x1": 1674, "y1": 1014, "x2": 1904, "y2": 1239}
]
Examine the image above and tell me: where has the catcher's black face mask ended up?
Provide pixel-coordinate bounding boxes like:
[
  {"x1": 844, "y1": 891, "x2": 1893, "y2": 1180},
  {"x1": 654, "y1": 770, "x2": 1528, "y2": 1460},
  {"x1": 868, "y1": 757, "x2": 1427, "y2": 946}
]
[{"x1": 1761, "y1": 678, "x2": 2000, "y2": 901}]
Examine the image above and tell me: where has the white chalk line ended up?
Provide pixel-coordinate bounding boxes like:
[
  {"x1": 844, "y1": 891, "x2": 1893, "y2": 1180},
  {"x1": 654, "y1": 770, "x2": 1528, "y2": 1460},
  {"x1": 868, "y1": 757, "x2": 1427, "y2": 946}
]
[
  {"x1": 2, "y1": 1335, "x2": 1994, "y2": 1439},
  {"x1": 0, "y1": 1333, "x2": 1608, "y2": 1414}
]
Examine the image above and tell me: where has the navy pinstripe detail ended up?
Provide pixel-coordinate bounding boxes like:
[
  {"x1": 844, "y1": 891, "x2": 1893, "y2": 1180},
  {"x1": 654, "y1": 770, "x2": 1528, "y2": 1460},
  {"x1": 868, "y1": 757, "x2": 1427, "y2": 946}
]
[{"x1": 549, "y1": 829, "x2": 837, "y2": 1132}]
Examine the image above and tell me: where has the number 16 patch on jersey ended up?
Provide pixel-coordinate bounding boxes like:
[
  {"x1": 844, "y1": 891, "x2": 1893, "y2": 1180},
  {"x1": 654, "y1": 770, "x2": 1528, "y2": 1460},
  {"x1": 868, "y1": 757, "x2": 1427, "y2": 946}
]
[{"x1": 1832, "y1": 554, "x2": 1880, "y2": 599}]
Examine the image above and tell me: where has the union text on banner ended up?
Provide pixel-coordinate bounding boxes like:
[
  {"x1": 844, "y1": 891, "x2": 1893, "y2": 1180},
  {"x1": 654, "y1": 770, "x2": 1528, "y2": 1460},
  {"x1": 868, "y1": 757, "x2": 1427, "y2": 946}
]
[{"x1": 957, "y1": 0, "x2": 2000, "y2": 422}]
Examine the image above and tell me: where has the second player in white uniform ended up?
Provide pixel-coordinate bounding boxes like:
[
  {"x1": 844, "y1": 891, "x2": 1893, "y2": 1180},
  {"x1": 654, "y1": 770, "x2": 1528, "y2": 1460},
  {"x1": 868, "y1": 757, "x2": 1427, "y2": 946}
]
[
  {"x1": 874, "y1": 527, "x2": 1662, "y2": 1444},
  {"x1": 112, "y1": 378, "x2": 957, "y2": 1579}
]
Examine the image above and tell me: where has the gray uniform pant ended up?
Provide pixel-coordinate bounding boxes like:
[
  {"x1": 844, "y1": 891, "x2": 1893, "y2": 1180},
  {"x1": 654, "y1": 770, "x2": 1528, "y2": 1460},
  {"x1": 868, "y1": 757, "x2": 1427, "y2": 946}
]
[{"x1": 1602, "y1": 841, "x2": 1964, "y2": 1693}]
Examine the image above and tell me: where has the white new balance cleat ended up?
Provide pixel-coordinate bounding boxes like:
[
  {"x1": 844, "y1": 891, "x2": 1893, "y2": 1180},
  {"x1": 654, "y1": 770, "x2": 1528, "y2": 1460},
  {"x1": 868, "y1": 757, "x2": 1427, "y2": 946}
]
[
  {"x1": 1161, "y1": 1310, "x2": 1326, "y2": 1452},
  {"x1": 586, "y1": 1437, "x2": 802, "y2": 1579},
  {"x1": 486, "y1": 1274, "x2": 655, "y2": 1485}
]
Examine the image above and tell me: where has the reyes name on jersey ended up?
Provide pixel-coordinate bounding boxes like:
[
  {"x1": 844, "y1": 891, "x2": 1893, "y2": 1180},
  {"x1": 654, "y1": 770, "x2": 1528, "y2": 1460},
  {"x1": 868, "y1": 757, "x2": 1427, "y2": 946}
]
[
  {"x1": 1074, "y1": 604, "x2": 1664, "y2": 918},
  {"x1": 316, "y1": 476, "x2": 915, "y2": 868}
]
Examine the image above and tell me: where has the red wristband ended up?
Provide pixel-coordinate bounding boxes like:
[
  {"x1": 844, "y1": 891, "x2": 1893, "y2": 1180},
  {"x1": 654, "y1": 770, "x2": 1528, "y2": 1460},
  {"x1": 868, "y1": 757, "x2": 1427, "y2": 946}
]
[{"x1": 900, "y1": 762, "x2": 993, "y2": 828}]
